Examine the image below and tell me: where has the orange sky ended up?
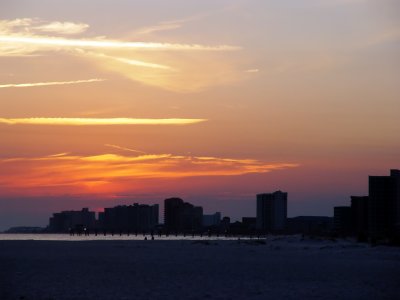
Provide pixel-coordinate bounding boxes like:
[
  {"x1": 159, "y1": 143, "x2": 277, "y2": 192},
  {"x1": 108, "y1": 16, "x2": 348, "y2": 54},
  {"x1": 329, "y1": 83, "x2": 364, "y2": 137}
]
[{"x1": 0, "y1": 0, "x2": 399, "y2": 229}]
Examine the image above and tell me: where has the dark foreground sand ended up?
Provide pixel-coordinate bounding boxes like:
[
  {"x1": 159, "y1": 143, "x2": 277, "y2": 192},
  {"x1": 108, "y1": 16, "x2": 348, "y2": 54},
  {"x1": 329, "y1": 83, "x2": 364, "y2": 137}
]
[{"x1": 0, "y1": 236, "x2": 399, "y2": 300}]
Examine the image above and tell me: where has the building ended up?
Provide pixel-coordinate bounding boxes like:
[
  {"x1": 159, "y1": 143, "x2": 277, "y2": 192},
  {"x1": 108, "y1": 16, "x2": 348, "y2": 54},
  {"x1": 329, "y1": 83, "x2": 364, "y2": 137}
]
[
  {"x1": 351, "y1": 196, "x2": 369, "y2": 239},
  {"x1": 369, "y1": 169, "x2": 400, "y2": 239},
  {"x1": 242, "y1": 217, "x2": 257, "y2": 232},
  {"x1": 203, "y1": 212, "x2": 221, "y2": 227},
  {"x1": 164, "y1": 198, "x2": 203, "y2": 232},
  {"x1": 333, "y1": 206, "x2": 352, "y2": 235},
  {"x1": 164, "y1": 198, "x2": 184, "y2": 232},
  {"x1": 49, "y1": 208, "x2": 96, "y2": 232},
  {"x1": 220, "y1": 216, "x2": 231, "y2": 232},
  {"x1": 256, "y1": 191, "x2": 287, "y2": 232},
  {"x1": 287, "y1": 216, "x2": 333, "y2": 235},
  {"x1": 101, "y1": 203, "x2": 159, "y2": 232}
]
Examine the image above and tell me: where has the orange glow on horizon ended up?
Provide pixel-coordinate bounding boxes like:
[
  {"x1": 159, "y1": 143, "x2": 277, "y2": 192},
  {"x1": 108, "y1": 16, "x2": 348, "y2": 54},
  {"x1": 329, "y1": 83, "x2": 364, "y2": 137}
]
[{"x1": 0, "y1": 152, "x2": 299, "y2": 196}]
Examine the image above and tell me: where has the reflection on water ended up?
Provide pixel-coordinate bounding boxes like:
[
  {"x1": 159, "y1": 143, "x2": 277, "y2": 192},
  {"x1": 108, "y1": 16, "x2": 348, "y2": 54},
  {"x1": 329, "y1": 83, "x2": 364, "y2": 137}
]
[{"x1": 0, "y1": 233, "x2": 245, "y2": 241}]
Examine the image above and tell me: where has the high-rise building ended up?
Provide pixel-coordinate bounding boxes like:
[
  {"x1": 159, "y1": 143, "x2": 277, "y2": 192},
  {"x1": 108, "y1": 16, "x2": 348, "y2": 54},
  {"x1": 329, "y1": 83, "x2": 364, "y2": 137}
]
[
  {"x1": 49, "y1": 208, "x2": 96, "y2": 232},
  {"x1": 351, "y1": 196, "x2": 369, "y2": 238},
  {"x1": 369, "y1": 169, "x2": 400, "y2": 239},
  {"x1": 242, "y1": 217, "x2": 257, "y2": 231},
  {"x1": 256, "y1": 191, "x2": 287, "y2": 232},
  {"x1": 102, "y1": 203, "x2": 159, "y2": 232},
  {"x1": 164, "y1": 198, "x2": 184, "y2": 232},
  {"x1": 286, "y1": 216, "x2": 333, "y2": 235},
  {"x1": 203, "y1": 212, "x2": 221, "y2": 227},
  {"x1": 393, "y1": 170, "x2": 400, "y2": 235},
  {"x1": 333, "y1": 206, "x2": 352, "y2": 235},
  {"x1": 164, "y1": 198, "x2": 203, "y2": 232}
]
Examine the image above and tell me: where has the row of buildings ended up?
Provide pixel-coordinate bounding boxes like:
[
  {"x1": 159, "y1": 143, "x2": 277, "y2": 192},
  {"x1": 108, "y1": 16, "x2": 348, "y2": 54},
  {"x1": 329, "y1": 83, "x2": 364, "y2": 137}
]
[
  {"x1": 47, "y1": 194, "x2": 288, "y2": 234},
  {"x1": 48, "y1": 169, "x2": 399, "y2": 242},
  {"x1": 334, "y1": 169, "x2": 400, "y2": 241},
  {"x1": 49, "y1": 204, "x2": 159, "y2": 233}
]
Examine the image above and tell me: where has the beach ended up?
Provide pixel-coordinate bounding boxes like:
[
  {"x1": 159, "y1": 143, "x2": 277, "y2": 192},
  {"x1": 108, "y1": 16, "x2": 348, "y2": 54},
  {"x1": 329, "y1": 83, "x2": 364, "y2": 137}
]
[{"x1": 0, "y1": 236, "x2": 399, "y2": 300}]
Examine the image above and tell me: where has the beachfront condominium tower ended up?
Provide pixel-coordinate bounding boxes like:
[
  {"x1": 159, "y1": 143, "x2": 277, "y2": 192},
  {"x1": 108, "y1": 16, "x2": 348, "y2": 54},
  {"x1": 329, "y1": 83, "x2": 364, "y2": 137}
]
[
  {"x1": 351, "y1": 196, "x2": 369, "y2": 238},
  {"x1": 164, "y1": 198, "x2": 203, "y2": 232},
  {"x1": 256, "y1": 191, "x2": 287, "y2": 232},
  {"x1": 368, "y1": 169, "x2": 400, "y2": 239}
]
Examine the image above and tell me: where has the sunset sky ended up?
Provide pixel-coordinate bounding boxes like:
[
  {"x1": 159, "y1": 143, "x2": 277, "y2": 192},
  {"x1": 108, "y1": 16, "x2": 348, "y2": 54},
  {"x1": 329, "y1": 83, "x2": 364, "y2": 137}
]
[{"x1": 0, "y1": 0, "x2": 399, "y2": 230}]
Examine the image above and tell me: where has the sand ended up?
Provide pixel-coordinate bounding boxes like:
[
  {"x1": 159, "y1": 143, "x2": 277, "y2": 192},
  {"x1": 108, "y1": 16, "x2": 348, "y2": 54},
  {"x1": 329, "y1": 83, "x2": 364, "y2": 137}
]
[{"x1": 0, "y1": 236, "x2": 399, "y2": 300}]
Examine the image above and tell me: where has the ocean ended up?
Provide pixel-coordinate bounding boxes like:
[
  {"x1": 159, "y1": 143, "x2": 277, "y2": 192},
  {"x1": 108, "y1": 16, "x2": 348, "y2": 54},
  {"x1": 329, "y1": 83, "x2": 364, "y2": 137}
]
[{"x1": 0, "y1": 233, "x2": 242, "y2": 241}]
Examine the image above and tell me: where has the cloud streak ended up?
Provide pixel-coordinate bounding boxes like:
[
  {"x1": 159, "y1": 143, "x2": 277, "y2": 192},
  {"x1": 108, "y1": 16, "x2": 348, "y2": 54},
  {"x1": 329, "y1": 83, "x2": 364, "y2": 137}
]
[
  {"x1": 0, "y1": 117, "x2": 207, "y2": 126},
  {"x1": 0, "y1": 18, "x2": 243, "y2": 92},
  {"x1": 0, "y1": 78, "x2": 105, "y2": 89},
  {"x1": 0, "y1": 152, "x2": 299, "y2": 195},
  {"x1": 0, "y1": 18, "x2": 89, "y2": 35},
  {"x1": 134, "y1": 23, "x2": 182, "y2": 35},
  {"x1": 104, "y1": 144, "x2": 147, "y2": 154},
  {"x1": 0, "y1": 35, "x2": 240, "y2": 51},
  {"x1": 86, "y1": 52, "x2": 174, "y2": 70},
  {"x1": 32, "y1": 21, "x2": 89, "y2": 35}
]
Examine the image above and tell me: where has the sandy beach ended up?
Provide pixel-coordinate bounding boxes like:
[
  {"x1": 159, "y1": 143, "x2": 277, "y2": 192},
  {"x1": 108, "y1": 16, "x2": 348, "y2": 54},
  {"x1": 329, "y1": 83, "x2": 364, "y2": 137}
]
[{"x1": 0, "y1": 236, "x2": 399, "y2": 300}]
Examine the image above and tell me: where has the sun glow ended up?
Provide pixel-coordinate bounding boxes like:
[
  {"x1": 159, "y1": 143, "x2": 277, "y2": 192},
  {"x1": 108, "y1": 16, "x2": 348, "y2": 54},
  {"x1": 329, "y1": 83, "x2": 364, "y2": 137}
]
[{"x1": 0, "y1": 152, "x2": 299, "y2": 195}]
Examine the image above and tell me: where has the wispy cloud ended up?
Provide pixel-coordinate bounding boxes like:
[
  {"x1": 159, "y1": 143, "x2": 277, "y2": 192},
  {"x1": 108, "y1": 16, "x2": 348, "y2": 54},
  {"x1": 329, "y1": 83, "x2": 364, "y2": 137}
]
[
  {"x1": 32, "y1": 21, "x2": 89, "y2": 35},
  {"x1": 86, "y1": 52, "x2": 174, "y2": 70},
  {"x1": 84, "y1": 49, "x2": 243, "y2": 92},
  {"x1": 0, "y1": 18, "x2": 242, "y2": 92},
  {"x1": 0, "y1": 152, "x2": 299, "y2": 195},
  {"x1": 104, "y1": 144, "x2": 147, "y2": 154},
  {"x1": 0, "y1": 18, "x2": 89, "y2": 35},
  {"x1": 134, "y1": 23, "x2": 182, "y2": 35},
  {"x1": 0, "y1": 117, "x2": 207, "y2": 126},
  {"x1": 132, "y1": 11, "x2": 218, "y2": 36},
  {"x1": 0, "y1": 35, "x2": 240, "y2": 51},
  {"x1": 0, "y1": 18, "x2": 33, "y2": 34},
  {"x1": 245, "y1": 69, "x2": 259, "y2": 73},
  {"x1": 0, "y1": 78, "x2": 104, "y2": 89},
  {"x1": 366, "y1": 28, "x2": 400, "y2": 47}
]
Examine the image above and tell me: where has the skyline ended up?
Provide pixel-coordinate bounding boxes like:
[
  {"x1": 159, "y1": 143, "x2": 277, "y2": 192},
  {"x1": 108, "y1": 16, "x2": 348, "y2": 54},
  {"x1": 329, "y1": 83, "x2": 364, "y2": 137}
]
[{"x1": 0, "y1": 0, "x2": 399, "y2": 230}]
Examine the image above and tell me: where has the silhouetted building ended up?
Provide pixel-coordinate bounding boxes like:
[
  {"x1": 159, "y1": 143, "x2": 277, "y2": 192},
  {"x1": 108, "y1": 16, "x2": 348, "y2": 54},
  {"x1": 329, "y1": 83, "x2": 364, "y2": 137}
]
[
  {"x1": 229, "y1": 221, "x2": 244, "y2": 234},
  {"x1": 164, "y1": 198, "x2": 203, "y2": 232},
  {"x1": 203, "y1": 212, "x2": 221, "y2": 227},
  {"x1": 164, "y1": 198, "x2": 183, "y2": 232},
  {"x1": 287, "y1": 216, "x2": 333, "y2": 235},
  {"x1": 220, "y1": 216, "x2": 230, "y2": 232},
  {"x1": 102, "y1": 203, "x2": 158, "y2": 232},
  {"x1": 242, "y1": 217, "x2": 256, "y2": 231},
  {"x1": 334, "y1": 206, "x2": 352, "y2": 235},
  {"x1": 256, "y1": 191, "x2": 287, "y2": 232},
  {"x1": 369, "y1": 169, "x2": 400, "y2": 239},
  {"x1": 351, "y1": 196, "x2": 369, "y2": 239},
  {"x1": 49, "y1": 208, "x2": 96, "y2": 232}
]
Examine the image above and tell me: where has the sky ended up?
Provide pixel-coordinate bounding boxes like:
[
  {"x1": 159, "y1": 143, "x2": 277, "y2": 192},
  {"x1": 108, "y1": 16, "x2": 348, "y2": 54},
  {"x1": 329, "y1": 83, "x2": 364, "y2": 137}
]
[{"x1": 0, "y1": 0, "x2": 399, "y2": 230}]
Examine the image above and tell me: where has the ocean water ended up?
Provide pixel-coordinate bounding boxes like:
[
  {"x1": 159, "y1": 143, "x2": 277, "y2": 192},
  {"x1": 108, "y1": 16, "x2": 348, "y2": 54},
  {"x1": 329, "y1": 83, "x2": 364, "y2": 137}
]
[{"x1": 0, "y1": 233, "x2": 244, "y2": 241}]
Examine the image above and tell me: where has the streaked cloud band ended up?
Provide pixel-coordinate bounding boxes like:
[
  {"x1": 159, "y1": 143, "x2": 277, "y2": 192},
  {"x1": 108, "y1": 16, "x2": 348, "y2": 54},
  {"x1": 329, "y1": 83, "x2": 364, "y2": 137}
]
[
  {"x1": 0, "y1": 117, "x2": 207, "y2": 126},
  {"x1": 0, "y1": 152, "x2": 299, "y2": 194},
  {"x1": 0, "y1": 78, "x2": 104, "y2": 89},
  {"x1": 0, "y1": 35, "x2": 240, "y2": 51}
]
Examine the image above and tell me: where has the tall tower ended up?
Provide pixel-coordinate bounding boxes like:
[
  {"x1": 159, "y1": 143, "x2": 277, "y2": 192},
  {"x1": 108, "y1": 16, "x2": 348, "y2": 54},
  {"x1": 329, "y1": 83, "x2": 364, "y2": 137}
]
[
  {"x1": 164, "y1": 198, "x2": 184, "y2": 232},
  {"x1": 256, "y1": 191, "x2": 287, "y2": 232},
  {"x1": 368, "y1": 169, "x2": 400, "y2": 239}
]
